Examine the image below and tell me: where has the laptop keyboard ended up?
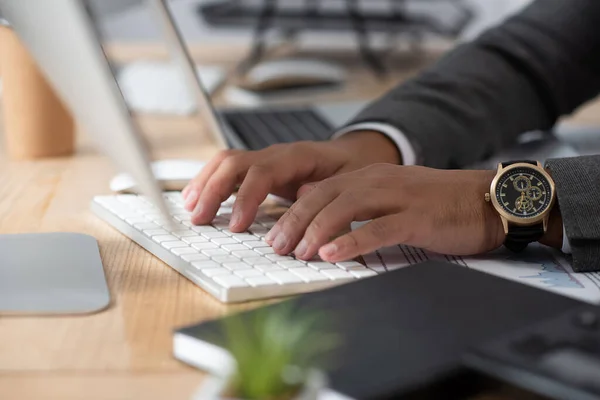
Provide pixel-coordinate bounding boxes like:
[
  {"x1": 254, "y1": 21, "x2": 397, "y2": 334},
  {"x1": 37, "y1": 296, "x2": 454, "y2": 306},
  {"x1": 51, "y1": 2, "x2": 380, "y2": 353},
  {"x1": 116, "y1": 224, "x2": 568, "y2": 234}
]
[
  {"x1": 91, "y1": 192, "x2": 379, "y2": 303},
  {"x1": 221, "y1": 109, "x2": 333, "y2": 150}
]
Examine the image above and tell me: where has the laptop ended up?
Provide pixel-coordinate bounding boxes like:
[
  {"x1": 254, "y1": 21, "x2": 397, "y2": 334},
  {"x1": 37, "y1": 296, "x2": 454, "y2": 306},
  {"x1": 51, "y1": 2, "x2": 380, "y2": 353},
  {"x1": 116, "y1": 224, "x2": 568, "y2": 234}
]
[{"x1": 2, "y1": 0, "x2": 375, "y2": 303}]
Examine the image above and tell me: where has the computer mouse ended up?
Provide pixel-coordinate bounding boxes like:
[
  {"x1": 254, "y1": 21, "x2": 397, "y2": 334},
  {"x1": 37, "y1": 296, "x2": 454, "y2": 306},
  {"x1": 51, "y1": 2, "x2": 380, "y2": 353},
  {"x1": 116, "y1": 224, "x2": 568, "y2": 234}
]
[
  {"x1": 110, "y1": 159, "x2": 206, "y2": 193},
  {"x1": 241, "y1": 58, "x2": 347, "y2": 91}
]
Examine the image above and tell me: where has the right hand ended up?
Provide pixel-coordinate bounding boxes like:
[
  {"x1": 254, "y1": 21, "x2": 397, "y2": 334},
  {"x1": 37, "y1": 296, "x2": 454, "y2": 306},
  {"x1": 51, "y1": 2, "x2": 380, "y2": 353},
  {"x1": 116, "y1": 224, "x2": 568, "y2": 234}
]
[{"x1": 182, "y1": 131, "x2": 401, "y2": 231}]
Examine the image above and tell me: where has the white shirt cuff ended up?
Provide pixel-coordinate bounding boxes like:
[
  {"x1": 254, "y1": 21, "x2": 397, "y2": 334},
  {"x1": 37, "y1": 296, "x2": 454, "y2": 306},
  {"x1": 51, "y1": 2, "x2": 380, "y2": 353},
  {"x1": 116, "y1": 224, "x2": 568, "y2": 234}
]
[
  {"x1": 561, "y1": 224, "x2": 572, "y2": 254},
  {"x1": 331, "y1": 122, "x2": 418, "y2": 166}
]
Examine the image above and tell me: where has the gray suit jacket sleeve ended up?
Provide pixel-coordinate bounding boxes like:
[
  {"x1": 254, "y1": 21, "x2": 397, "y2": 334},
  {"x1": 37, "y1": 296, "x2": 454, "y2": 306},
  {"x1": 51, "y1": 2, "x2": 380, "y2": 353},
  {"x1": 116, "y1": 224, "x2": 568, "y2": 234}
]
[{"x1": 343, "y1": 0, "x2": 600, "y2": 271}]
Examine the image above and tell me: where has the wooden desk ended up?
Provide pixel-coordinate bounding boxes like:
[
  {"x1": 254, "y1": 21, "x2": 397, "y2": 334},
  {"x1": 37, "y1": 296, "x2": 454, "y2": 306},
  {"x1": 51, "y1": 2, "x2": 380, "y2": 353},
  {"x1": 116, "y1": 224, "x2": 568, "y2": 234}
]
[{"x1": 0, "y1": 43, "x2": 598, "y2": 400}]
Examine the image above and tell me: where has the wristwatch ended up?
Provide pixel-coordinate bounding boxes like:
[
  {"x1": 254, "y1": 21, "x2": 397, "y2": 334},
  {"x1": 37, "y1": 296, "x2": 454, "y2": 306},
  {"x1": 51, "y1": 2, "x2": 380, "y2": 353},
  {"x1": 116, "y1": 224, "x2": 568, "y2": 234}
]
[{"x1": 485, "y1": 160, "x2": 556, "y2": 252}]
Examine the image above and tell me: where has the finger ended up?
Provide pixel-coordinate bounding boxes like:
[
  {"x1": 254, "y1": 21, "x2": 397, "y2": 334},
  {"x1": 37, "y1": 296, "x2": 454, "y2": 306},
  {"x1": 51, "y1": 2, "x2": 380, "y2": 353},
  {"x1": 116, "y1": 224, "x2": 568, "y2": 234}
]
[
  {"x1": 294, "y1": 192, "x2": 382, "y2": 260},
  {"x1": 318, "y1": 214, "x2": 404, "y2": 263},
  {"x1": 191, "y1": 155, "x2": 249, "y2": 225},
  {"x1": 297, "y1": 182, "x2": 317, "y2": 198},
  {"x1": 266, "y1": 180, "x2": 339, "y2": 255},
  {"x1": 231, "y1": 146, "x2": 321, "y2": 232},
  {"x1": 183, "y1": 150, "x2": 238, "y2": 211},
  {"x1": 228, "y1": 164, "x2": 274, "y2": 231}
]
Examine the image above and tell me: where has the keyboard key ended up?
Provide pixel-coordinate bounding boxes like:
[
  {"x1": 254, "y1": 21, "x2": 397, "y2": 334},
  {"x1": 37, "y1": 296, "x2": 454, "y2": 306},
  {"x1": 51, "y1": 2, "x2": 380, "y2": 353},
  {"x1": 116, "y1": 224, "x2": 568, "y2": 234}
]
[
  {"x1": 223, "y1": 262, "x2": 252, "y2": 271},
  {"x1": 212, "y1": 222, "x2": 230, "y2": 230},
  {"x1": 336, "y1": 261, "x2": 365, "y2": 270},
  {"x1": 143, "y1": 229, "x2": 169, "y2": 236},
  {"x1": 201, "y1": 231, "x2": 229, "y2": 239},
  {"x1": 242, "y1": 257, "x2": 272, "y2": 266},
  {"x1": 182, "y1": 236, "x2": 208, "y2": 244},
  {"x1": 321, "y1": 269, "x2": 355, "y2": 280},
  {"x1": 125, "y1": 217, "x2": 148, "y2": 225},
  {"x1": 232, "y1": 233, "x2": 257, "y2": 242},
  {"x1": 265, "y1": 254, "x2": 294, "y2": 262},
  {"x1": 191, "y1": 242, "x2": 218, "y2": 251},
  {"x1": 171, "y1": 247, "x2": 198, "y2": 256},
  {"x1": 255, "y1": 264, "x2": 283, "y2": 273},
  {"x1": 173, "y1": 230, "x2": 197, "y2": 238},
  {"x1": 260, "y1": 220, "x2": 277, "y2": 229},
  {"x1": 213, "y1": 275, "x2": 249, "y2": 288},
  {"x1": 255, "y1": 247, "x2": 276, "y2": 255},
  {"x1": 246, "y1": 276, "x2": 277, "y2": 287},
  {"x1": 289, "y1": 268, "x2": 329, "y2": 282},
  {"x1": 234, "y1": 269, "x2": 263, "y2": 278},
  {"x1": 211, "y1": 237, "x2": 238, "y2": 245},
  {"x1": 278, "y1": 260, "x2": 305, "y2": 269},
  {"x1": 217, "y1": 208, "x2": 233, "y2": 216},
  {"x1": 351, "y1": 269, "x2": 378, "y2": 278},
  {"x1": 202, "y1": 249, "x2": 229, "y2": 257},
  {"x1": 307, "y1": 261, "x2": 337, "y2": 270},
  {"x1": 221, "y1": 243, "x2": 248, "y2": 252},
  {"x1": 174, "y1": 214, "x2": 191, "y2": 222},
  {"x1": 267, "y1": 271, "x2": 303, "y2": 284},
  {"x1": 202, "y1": 268, "x2": 231, "y2": 277},
  {"x1": 181, "y1": 254, "x2": 209, "y2": 262},
  {"x1": 152, "y1": 235, "x2": 178, "y2": 243},
  {"x1": 162, "y1": 241, "x2": 189, "y2": 250},
  {"x1": 191, "y1": 261, "x2": 220, "y2": 270},
  {"x1": 212, "y1": 255, "x2": 241, "y2": 264},
  {"x1": 248, "y1": 224, "x2": 269, "y2": 236},
  {"x1": 232, "y1": 250, "x2": 261, "y2": 259},
  {"x1": 243, "y1": 241, "x2": 270, "y2": 249},
  {"x1": 369, "y1": 265, "x2": 387, "y2": 274},
  {"x1": 191, "y1": 225, "x2": 218, "y2": 233}
]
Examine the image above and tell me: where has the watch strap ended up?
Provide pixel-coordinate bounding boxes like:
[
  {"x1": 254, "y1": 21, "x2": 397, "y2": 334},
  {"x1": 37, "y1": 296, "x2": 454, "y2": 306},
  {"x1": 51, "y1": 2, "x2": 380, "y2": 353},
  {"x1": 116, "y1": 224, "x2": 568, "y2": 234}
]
[
  {"x1": 504, "y1": 223, "x2": 545, "y2": 252},
  {"x1": 501, "y1": 160, "x2": 537, "y2": 168}
]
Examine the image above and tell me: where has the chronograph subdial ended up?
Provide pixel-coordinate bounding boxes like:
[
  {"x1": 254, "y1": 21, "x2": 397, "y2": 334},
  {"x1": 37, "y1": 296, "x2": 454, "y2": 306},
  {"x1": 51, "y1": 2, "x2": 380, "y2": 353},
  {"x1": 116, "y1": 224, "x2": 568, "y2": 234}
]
[
  {"x1": 513, "y1": 175, "x2": 531, "y2": 192},
  {"x1": 526, "y1": 186, "x2": 543, "y2": 201},
  {"x1": 515, "y1": 193, "x2": 533, "y2": 212}
]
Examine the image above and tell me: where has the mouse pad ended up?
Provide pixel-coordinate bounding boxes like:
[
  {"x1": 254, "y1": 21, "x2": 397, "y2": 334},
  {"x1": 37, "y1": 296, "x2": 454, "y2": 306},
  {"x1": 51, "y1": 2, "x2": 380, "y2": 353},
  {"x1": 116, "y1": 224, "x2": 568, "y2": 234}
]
[{"x1": 0, "y1": 233, "x2": 110, "y2": 315}]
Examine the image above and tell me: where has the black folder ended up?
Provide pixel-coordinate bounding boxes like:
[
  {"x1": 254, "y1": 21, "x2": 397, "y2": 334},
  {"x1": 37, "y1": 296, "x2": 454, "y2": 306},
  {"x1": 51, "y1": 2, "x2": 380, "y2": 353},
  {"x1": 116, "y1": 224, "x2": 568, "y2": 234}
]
[{"x1": 174, "y1": 262, "x2": 582, "y2": 399}]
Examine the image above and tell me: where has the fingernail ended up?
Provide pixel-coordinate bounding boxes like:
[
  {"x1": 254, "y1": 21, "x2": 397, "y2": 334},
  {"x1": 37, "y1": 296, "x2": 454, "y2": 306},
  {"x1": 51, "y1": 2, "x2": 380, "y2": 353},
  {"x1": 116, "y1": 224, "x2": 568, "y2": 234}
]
[
  {"x1": 192, "y1": 202, "x2": 204, "y2": 218},
  {"x1": 272, "y1": 233, "x2": 288, "y2": 251},
  {"x1": 294, "y1": 239, "x2": 309, "y2": 259},
  {"x1": 184, "y1": 189, "x2": 199, "y2": 211},
  {"x1": 265, "y1": 226, "x2": 279, "y2": 243},
  {"x1": 182, "y1": 185, "x2": 190, "y2": 199},
  {"x1": 320, "y1": 243, "x2": 338, "y2": 258},
  {"x1": 230, "y1": 212, "x2": 241, "y2": 229}
]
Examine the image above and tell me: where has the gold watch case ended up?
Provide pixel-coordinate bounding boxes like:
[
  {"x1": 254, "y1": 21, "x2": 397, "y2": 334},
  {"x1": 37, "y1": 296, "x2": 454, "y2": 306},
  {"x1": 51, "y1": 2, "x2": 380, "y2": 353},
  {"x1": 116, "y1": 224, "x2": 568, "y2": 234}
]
[{"x1": 485, "y1": 161, "x2": 556, "y2": 235}]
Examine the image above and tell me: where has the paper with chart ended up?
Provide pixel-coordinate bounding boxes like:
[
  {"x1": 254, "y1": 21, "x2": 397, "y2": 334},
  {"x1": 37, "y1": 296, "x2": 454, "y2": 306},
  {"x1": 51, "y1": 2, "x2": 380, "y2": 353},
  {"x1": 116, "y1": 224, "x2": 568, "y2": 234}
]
[{"x1": 357, "y1": 228, "x2": 600, "y2": 304}]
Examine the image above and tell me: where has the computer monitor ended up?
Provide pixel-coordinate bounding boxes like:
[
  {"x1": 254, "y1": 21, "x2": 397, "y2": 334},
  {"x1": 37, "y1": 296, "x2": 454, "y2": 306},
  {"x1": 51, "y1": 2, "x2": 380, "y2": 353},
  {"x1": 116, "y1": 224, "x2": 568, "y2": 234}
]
[{"x1": 0, "y1": 0, "x2": 225, "y2": 217}]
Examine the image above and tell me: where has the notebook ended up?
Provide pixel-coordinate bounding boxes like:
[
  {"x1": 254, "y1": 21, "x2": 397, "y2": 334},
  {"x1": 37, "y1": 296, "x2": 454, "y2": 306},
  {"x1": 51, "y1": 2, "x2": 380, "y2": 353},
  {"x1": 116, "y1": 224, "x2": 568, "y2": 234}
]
[{"x1": 174, "y1": 261, "x2": 582, "y2": 399}]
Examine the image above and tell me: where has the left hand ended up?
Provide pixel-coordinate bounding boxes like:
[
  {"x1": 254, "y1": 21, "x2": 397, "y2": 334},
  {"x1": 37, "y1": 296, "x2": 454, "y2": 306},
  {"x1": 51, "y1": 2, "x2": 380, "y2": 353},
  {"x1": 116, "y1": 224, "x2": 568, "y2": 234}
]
[{"x1": 265, "y1": 164, "x2": 505, "y2": 263}]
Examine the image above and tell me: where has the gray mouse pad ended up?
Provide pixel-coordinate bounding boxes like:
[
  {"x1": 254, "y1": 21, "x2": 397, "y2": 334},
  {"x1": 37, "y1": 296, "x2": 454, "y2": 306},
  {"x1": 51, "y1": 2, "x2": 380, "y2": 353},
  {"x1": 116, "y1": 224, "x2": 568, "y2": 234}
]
[{"x1": 0, "y1": 233, "x2": 110, "y2": 315}]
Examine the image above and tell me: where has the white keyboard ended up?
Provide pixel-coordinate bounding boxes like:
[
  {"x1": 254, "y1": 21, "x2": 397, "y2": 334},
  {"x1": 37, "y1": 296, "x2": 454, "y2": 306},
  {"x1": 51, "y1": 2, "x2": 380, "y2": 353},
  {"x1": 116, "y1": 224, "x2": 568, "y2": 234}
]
[{"x1": 91, "y1": 192, "x2": 379, "y2": 303}]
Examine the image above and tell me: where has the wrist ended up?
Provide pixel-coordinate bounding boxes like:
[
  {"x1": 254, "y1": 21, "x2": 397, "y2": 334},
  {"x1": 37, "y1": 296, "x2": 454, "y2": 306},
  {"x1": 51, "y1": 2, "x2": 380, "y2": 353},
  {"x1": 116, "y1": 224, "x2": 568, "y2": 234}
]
[{"x1": 335, "y1": 130, "x2": 402, "y2": 165}]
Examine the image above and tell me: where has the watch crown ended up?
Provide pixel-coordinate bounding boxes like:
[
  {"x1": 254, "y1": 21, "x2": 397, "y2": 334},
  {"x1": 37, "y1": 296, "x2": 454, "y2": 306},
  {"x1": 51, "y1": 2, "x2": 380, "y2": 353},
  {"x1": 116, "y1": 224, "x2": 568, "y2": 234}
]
[{"x1": 484, "y1": 193, "x2": 491, "y2": 202}]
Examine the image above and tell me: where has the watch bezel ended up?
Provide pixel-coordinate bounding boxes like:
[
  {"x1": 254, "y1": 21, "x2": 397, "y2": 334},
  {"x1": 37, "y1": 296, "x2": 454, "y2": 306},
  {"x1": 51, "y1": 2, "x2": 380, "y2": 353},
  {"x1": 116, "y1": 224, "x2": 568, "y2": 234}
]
[{"x1": 490, "y1": 162, "x2": 556, "y2": 226}]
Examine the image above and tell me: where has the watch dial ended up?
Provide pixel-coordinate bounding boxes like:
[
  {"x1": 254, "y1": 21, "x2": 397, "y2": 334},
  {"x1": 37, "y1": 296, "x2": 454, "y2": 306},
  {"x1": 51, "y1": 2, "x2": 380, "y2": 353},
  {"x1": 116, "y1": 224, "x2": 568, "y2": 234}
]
[{"x1": 495, "y1": 167, "x2": 552, "y2": 218}]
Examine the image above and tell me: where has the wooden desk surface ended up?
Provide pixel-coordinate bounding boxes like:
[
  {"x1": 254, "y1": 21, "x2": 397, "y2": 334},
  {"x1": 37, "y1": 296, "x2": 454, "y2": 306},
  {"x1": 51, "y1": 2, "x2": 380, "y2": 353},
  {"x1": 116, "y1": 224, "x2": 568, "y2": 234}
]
[{"x1": 0, "y1": 43, "x2": 598, "y2": 400}]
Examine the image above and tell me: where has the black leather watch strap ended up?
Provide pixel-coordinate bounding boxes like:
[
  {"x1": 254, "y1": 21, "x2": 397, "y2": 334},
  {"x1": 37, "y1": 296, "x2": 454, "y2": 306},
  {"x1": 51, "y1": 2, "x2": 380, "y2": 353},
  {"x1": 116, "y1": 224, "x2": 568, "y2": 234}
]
[
  {"x1": 501, "y1": 160, "x2": 537, "y2": 168},
  {"x1": 504, "y1": 223, "x2": 545, "y2": 252}
]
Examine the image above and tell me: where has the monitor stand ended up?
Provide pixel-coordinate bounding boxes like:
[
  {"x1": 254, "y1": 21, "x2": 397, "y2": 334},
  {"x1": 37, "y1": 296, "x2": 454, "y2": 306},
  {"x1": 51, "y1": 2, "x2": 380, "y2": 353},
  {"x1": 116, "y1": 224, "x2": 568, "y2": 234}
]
[{"x1": 0, "y1": 233, "x2": 110, "y2": 315}]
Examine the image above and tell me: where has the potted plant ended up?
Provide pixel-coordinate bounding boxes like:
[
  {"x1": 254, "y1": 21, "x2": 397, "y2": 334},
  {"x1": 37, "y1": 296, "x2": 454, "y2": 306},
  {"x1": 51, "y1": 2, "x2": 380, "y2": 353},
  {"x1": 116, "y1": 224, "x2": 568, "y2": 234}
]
[{"x1": 193, "y1": 305, "x2": 339, "y2": 400}]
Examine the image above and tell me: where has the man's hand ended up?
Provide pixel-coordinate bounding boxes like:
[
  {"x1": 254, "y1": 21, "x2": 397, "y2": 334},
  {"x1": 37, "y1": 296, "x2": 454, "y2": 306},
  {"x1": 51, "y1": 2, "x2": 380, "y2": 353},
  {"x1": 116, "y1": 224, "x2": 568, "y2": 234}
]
[
  {"x1": 182, "y1": 131, "x2": 400, "y2": 228},
  {"x1": 264, "y1": 164, "x2": 506, "y2": 262}
]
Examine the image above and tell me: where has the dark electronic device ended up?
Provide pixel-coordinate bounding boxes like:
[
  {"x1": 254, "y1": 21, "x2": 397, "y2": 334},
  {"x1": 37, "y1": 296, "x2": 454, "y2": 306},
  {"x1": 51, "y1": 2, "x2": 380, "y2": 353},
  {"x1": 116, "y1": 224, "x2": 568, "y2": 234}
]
[{"x1": 466, "y1": 306, "x2": 600, "y2": 400}]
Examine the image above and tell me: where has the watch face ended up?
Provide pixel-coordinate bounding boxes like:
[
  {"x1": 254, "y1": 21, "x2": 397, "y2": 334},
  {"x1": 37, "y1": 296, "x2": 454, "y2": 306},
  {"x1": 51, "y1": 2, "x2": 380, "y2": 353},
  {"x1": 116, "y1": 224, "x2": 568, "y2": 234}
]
[{"x1": 495, "y1": 166, "x2": 553, "y2": 218}]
